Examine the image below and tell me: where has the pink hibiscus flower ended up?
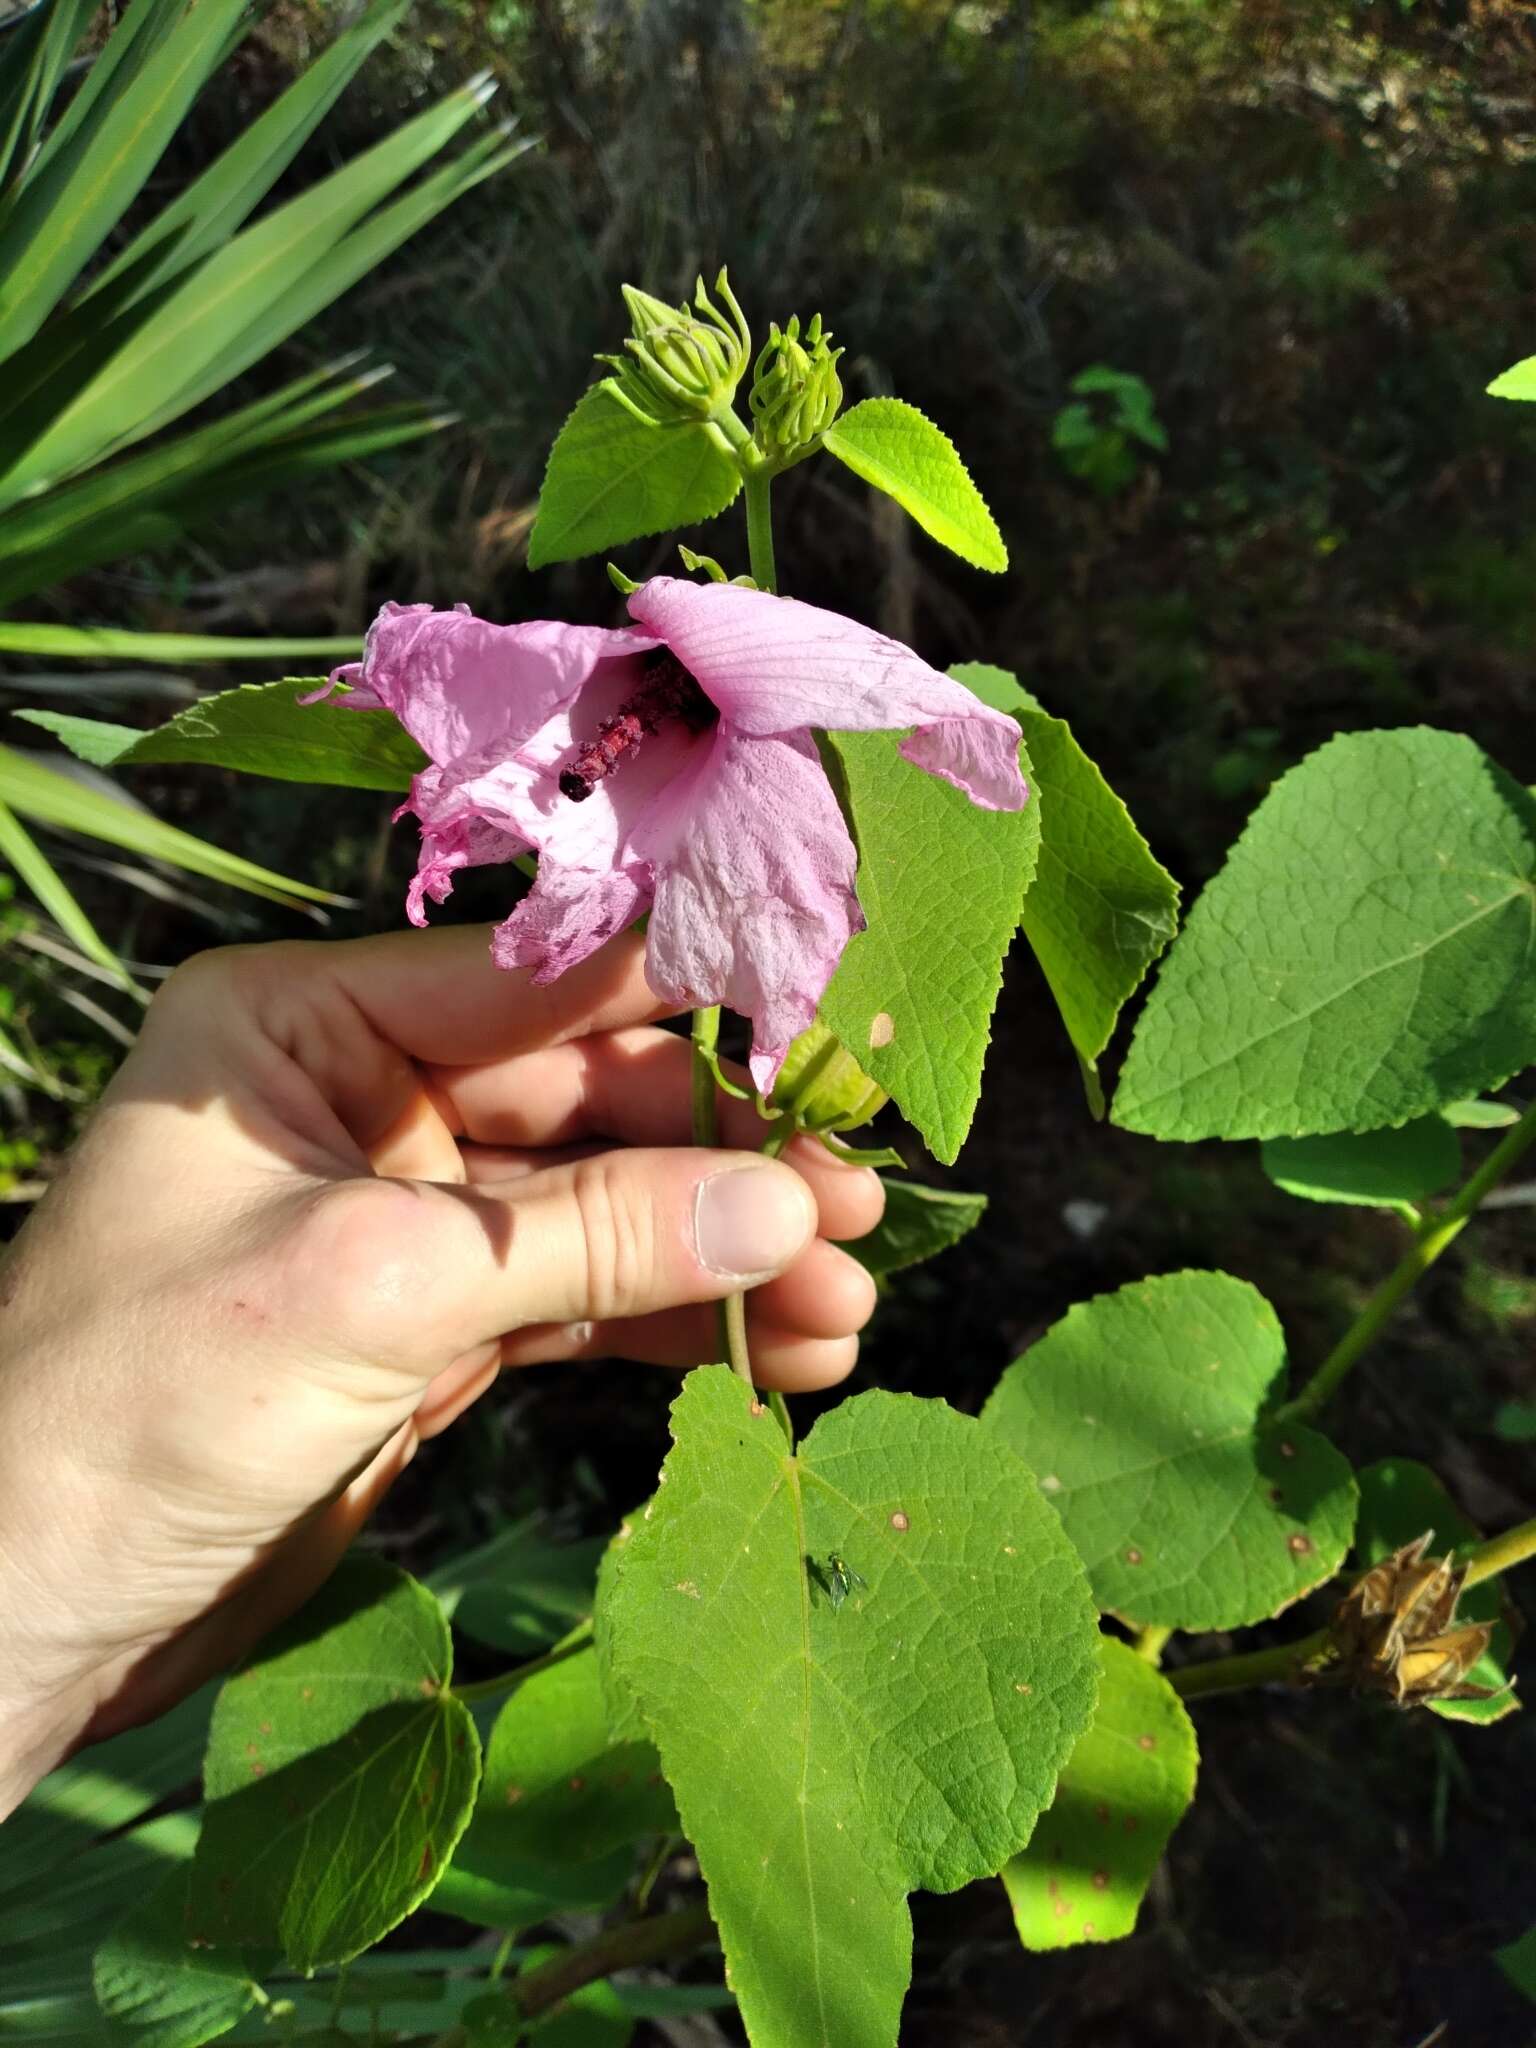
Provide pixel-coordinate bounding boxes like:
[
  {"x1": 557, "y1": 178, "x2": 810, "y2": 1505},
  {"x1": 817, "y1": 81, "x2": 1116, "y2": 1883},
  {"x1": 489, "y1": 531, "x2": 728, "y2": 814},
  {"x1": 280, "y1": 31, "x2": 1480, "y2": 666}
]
[{"x1": 317, "y1": 577, "x2": 1025, "y2": 1089}]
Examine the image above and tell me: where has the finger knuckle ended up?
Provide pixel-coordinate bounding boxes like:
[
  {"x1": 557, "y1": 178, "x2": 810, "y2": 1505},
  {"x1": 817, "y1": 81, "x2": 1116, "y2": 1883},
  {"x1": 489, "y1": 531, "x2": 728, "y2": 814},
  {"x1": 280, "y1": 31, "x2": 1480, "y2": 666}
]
[
  {"x1": 285, "y1": 1178, "x2": 436, "y2": 1356},
  {"x1": 570, "y1": 1155, "x2": 656, "y2": 1319}
]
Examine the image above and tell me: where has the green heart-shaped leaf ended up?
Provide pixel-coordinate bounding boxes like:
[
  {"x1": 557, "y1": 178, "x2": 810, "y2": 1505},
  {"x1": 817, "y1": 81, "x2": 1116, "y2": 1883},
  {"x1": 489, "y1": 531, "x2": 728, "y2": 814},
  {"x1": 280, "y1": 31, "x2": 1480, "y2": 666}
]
[
  {"x1": 1114, "y1": 729, "x2": 1536, "y2": 1140},
  {"x1": 192, "y1": 1558, "x2": 480, "y2": 1969},
  {"x1": 600, "y1": 1369, "x2": 1100, "y2": 2048},
  {"x1": 982, "y1": 1271, "x2": 1358, "y2": 1629},
  {"x1": 1001, "y1": 1637, "x2": 1197, "y2": 1949},
  {"x1": 528, "y1": 386, "x2": 741, "y2": 569}
]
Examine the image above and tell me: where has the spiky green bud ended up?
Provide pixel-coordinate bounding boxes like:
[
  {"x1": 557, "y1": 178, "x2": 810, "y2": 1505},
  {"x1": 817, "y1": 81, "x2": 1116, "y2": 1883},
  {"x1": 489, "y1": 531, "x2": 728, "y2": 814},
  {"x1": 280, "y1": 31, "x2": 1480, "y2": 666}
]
[
  {"x1": 597, "y1": 269, "x2": 752, "y2": 427},
  {"x1": 749, "y1": 312, "x2": 844, "y2": 463}
]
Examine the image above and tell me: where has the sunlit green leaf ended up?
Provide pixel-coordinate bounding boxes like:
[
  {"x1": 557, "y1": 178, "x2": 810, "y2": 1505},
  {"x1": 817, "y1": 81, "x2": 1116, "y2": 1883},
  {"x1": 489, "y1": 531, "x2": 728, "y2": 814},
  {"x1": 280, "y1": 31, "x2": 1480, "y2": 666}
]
[
  {"x1": 823, "y1": 399, "x2": 1007, "y2": 571},
  {"x1": 953, "y1": 663, "x2": 1179, "y2": 1095},
  {"x1": 0, "y1": 624, "x2": 359, "y2": 663},
  {"x1": 1488, "y1": 357, "x2": 1536, "y2": 401},
  {"x1": 983, "y1": 1271, "x2": 1357, "y2": 1629},
  {"x1": 1001, "y1": 1638, "x2": 1196, "y2": 1949},
  {"x1": 0, "y1": 794, "x2": 140, "y2": 993},
  {"x1": 601, "y1": 1368, "x2": 1100, "y2": 2048},
  {"x1": 820, "y1": 728, "x2": 1039, "y2": 1163},
  {"x1": 527, "y1": 387, "x2": 742, "y2": 569},
  {"x1": 0, "y1": 745, "x2": 346, "y2": 909},
  {"x1": 21, "y1": 681, "x2": 426, "y2": 792},
  {"x1": 1115, "y1": 730, "x2": 1536, "y2": 1140}
]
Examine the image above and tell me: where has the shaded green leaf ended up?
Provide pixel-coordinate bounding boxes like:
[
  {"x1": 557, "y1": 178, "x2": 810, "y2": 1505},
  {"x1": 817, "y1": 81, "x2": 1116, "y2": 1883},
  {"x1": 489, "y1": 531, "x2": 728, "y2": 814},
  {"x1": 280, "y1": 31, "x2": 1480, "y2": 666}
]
[
  {"x1": 1492, "y1": 1401, "x2": 1536, "y2": 1444},
  {"x1": 982, "y1": 1271, "x2": 1358, "y2": 1629},
  {"x1": 92, "y1": 1867, "x2": 267, "y2": 2048},
  {"x1": 1498, "y1": 1924, "x2": 1536, "y2": 2003},
  {"x1": 953, "y1": 663, "x2": 1179, "y2": 1092},
  {"x1": 1001, "y1": 1638, "x2": 1196, "y2": 1949},
  {"x1": 1489, "y1": 357, "x2": 1536, "y2": 401},
  {"x1": 430, "y1": 1521, "x2": 605, "y2": 1660},
  {"x1": 191, "y1": 1558, "x2": 481, "y2": 1969},
  {"x1": 1, "y1": 1687, "x2": 214, "y2": 1903},
  {"x1": 822, "y1": 399, "x2": 1007, "y2": 572},
  {"x1": 527, "y1": 386, "x2": 742, "y2": 569},
  {"x1": 436, "y1": 1651, "x2": 672, "y2": 1933},
  {"x1": 845, "y1": 1179, "x2": 987, "y2": 1281},
  {"x1": 1114, "y1": 729, "x2": 1536, "y2": 1141},
  {"x1": 601, "y1": 1368, "x2": 1100, "y2": 2048},
  {"x1": 1261, "y1": 1117, "x2": 1461, "y2": 1213},
  {"x1": 820, "y1": 728, "x2": 1039, "y2": 1163},
  {"x1": 1354, "y1": 1458, "x2": 1519, "y2": 1726},
  {"x1": 20, "y1": 681, "x2": 426, "y2": 792}
]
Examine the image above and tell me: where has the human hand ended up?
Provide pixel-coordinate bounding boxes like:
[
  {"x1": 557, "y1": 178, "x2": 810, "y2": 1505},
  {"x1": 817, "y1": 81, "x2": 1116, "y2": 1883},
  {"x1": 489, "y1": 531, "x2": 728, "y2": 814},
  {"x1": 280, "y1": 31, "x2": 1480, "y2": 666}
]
[{"x1": 0, "y1": 926, "x2": 882, "y2": 1813}]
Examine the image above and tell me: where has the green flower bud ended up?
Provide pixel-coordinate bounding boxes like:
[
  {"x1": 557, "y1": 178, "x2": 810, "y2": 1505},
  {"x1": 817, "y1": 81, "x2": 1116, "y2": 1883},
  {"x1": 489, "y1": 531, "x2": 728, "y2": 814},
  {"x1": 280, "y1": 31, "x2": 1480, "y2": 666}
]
[
  {"x1": 749, "y1": 312, "x2": 844, "y2": 463},
  {"x1": 597, "y1": 269, "x2": 751, "y2": 427},
  {"x1": 769, "y1": 1020, "x2": 887, "y2": 1133}
]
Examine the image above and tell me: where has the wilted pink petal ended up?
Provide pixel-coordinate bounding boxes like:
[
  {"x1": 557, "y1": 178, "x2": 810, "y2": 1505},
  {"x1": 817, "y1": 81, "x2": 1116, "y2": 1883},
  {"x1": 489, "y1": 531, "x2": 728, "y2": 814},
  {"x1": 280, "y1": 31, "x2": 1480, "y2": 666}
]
[
  {"x1": 899, "y1": 719, "x2": 1026, "y2": 811},
  {"x1": 627, "y1": 577, "x2": 1025, "y2": 809},
  {"x1": 632, "y1": 727, "x2": 864, "y2": 1090},
  {"x1": 401, "y1": 765, "x2": 530, "y2": 924},
  {"x1": 328, "y1": 602, "x2": 658, "y2": 764},
  {"x1": 323, "y1": 589, "x2": 1024, "y2": 1081},
  {"x1": 491, "y1": 859, "x2": 651, "y2": 984}
]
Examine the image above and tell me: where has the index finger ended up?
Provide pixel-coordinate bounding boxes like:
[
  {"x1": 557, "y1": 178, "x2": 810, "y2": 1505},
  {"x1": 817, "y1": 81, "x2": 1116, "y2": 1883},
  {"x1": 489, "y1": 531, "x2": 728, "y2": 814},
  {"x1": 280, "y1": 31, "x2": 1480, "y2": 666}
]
[{"x1": 306, "y1": 923, "x2": 678, "y2": 1068}]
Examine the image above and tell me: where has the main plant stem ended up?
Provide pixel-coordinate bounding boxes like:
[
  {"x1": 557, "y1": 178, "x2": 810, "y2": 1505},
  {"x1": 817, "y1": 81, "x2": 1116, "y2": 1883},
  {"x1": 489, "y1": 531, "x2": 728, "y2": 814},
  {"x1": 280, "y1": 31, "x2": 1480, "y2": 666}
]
[
  {"x1": 1279, "y1": 1098, "x2": 1536, "y2": 1425},
  {"x1": 428, "y1": 1905, "x2": 715, "y2": 2043},
  {"x1": 692, "y1": 1006, "x2": 755, "y2": 1388},
  {"x1": 744, "y1": 468, "x2": 778, "y2": 593}
]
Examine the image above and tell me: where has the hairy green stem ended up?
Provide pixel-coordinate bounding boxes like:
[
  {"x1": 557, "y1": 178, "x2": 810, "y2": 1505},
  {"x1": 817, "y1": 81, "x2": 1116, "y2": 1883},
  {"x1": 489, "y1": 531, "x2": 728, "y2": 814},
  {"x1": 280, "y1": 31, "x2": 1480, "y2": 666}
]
[
  {"x1": 1462, "y1": 1513, "x2": 1536, "y2": 1591},
  {"x1": 1169, "y1": 1629, "x2": 1329, "y2": 1702},
  {"x1": 451, "y1": 1619, "x2": 594, "y2": 1706},
  {"x1": 692, "y1": 1007, "x2": 755, "y2": 1388},
  {"x1": 1279, "y1": 1098, "x2": 1536, "y2": 1425},
  {"x1": 744, "y1": 467, "x2": 778, "y2": 592},
  {"x1": 515, "y1": 1904, "x2": 714, "y2": 2017}
]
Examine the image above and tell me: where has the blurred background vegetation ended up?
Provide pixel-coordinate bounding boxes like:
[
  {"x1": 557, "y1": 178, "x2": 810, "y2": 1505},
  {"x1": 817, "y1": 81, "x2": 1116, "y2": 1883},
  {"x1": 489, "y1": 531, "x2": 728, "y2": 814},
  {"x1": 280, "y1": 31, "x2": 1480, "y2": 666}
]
[{"x1": 3, "y1": 1, "x2": 1536, "y2": 2041}]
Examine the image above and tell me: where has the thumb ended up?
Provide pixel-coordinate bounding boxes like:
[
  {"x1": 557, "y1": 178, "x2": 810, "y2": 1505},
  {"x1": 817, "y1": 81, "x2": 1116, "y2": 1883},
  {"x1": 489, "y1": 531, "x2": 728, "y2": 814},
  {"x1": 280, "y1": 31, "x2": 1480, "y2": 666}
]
[{"x1": 300, "y1": 1151, "x2": 819, "y2": 1365}]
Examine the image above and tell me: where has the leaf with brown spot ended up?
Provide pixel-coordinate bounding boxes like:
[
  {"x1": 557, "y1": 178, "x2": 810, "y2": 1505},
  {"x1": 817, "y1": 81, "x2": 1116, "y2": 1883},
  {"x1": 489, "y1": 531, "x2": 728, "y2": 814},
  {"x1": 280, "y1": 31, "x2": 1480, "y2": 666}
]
[
  {"x1": 983, "y1": 1271, "x2": 1357, "y2": 1629},
  {"x1": 1002, "y1": 1639, "x2": 1196, "y2": 1951}
]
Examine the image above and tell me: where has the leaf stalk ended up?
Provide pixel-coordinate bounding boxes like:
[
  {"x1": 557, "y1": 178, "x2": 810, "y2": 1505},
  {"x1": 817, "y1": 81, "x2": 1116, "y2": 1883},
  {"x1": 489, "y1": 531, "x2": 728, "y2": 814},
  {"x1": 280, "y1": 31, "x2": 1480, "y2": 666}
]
[{"x1": 1278, "y1": 1097, "x2": 1536, "y2": 1425}]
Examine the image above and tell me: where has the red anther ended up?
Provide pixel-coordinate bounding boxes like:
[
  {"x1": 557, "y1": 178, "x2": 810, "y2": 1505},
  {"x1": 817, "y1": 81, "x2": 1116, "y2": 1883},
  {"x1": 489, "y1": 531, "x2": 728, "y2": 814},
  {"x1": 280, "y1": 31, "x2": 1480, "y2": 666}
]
[{"x1": 558, "y1": 649, "x2": 715, "y2": 802}]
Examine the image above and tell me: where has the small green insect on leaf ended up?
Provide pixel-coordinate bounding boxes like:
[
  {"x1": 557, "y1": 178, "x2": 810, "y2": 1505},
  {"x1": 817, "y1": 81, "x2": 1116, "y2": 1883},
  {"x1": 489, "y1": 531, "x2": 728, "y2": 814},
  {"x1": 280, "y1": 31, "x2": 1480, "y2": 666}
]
[{"x1": 812, "y1": 1553, "x2": 868, "y2": 1613}]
